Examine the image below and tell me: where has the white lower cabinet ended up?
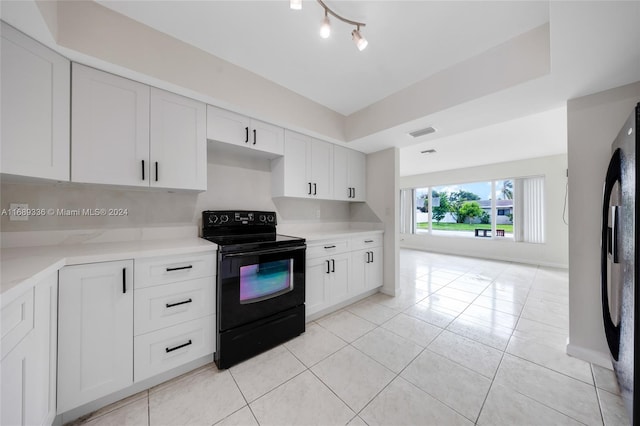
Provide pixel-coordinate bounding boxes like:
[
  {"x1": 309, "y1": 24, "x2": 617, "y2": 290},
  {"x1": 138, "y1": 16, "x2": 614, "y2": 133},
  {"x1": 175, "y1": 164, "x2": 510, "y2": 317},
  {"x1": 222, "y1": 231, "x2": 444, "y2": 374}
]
[
  {"x1": 57, "y1": 260, "x2": 134, "y2": 413},
  {"x1": 57, "y1": 251, "x2": 216, "y2": 415},
  {"x1": 1, "y1": 273, "x2": 58, "y2": 426},
  {"x1": 306, "y1": 233, "x2": 383, "y2": 319},
  {"x1": 134, "y1": 315, "x2": 214, "y2": 382}
]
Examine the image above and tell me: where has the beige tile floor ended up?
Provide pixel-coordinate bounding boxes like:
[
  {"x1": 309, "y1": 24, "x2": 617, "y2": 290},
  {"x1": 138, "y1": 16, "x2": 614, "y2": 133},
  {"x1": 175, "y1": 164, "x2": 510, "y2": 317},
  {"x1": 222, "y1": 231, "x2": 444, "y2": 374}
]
[{"x1": 73, "y1": 249, "x2": 630, "y2": 426}]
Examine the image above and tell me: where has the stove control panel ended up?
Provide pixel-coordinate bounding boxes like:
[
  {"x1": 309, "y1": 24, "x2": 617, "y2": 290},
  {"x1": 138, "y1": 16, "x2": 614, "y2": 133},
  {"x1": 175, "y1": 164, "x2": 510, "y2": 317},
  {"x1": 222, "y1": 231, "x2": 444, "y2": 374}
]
[{"x1": 203, "y1": 210, "x2": 277, "y2": 227}]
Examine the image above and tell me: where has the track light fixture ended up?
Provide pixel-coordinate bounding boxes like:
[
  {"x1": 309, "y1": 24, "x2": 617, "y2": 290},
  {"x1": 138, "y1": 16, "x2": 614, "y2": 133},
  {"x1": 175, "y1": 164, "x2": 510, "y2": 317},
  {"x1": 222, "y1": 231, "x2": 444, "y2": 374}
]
[
  {"x1": 351, "y1": 26, "x2": 368, "y2": 51},
  {"x1": 320, "y1": 9, "x2": 331, "y2": 39},
  {"x1": 291, "y1": 0, "x2": 368, "y2": 51}
]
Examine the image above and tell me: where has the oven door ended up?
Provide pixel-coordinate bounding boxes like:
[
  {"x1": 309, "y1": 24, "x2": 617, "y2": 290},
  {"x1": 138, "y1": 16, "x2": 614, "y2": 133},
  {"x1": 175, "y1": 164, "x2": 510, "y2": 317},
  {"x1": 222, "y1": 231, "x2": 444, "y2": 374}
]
[{"x1": 218, "y1": 244, "x2": 305, "y2": 331}]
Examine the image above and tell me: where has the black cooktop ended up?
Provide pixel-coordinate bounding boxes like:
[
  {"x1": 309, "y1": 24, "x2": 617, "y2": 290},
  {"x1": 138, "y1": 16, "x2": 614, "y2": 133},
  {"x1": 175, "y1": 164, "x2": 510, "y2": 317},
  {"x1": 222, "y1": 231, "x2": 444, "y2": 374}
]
[{"x1": 201, "y1": 210, "x2": 305, "y2": 253}]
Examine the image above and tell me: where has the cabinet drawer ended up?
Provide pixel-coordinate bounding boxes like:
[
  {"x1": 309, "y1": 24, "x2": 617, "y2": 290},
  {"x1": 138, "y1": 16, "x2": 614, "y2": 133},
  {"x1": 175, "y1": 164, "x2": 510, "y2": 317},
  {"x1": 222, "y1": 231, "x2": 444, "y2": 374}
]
[
  {"x1": 306, "y1": 239, "x2": 349, "y2": 259},
  {"x1": 1, "y1": 288, "x2": 34, "y2": 359},
  {"x1": 134, "y1": 315, "x2": 215, "y2": 382},
  {"x1": 135, "y1": 252, "x2": 215, "y2": 289},
  {"x1": 134, "y1": 277, "x2": 215, "y2": 335},
  {"x1": 350, "y1": 234, "x2": 383, "y2": 251}
]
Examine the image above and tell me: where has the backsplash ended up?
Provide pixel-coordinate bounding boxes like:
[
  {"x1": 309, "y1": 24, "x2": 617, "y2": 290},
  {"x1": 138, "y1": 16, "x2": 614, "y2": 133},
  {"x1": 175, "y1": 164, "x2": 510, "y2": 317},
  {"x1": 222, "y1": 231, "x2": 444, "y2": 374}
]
[{"x1": 0, "y1": 150, "x2": 372, "y2": 233}]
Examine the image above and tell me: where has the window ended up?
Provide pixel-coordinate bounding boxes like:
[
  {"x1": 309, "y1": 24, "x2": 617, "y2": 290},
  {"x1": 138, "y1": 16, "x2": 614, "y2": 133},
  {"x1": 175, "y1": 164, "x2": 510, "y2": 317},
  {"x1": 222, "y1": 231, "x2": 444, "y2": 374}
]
[{"x1": 400, "y1": 176, "x2": 543, "y2": 243}]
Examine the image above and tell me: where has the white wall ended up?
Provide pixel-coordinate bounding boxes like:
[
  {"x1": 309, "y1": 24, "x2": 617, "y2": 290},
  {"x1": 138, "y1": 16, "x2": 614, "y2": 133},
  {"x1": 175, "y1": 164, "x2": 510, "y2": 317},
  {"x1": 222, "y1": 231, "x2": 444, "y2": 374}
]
[
  {"x1": 566, "y1": 81, "x2": 640, "y2": 366},
  {"x1": 352, "y1": 148, "x2": 400, "y2": 296},
  {"x1": 399, "y1": 154, "x2": 568, "y2": 268}
]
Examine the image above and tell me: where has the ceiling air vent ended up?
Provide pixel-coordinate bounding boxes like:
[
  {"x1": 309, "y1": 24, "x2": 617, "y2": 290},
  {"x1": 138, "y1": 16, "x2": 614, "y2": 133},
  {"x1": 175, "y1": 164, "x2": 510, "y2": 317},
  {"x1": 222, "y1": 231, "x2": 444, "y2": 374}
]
[{"x1": 409, "y1": 126, "x2": 436, "y2": 138}]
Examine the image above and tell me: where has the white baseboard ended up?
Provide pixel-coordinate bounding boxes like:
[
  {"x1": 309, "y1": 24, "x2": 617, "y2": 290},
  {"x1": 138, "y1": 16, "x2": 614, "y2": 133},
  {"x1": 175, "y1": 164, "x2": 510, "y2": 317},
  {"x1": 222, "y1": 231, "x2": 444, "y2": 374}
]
[{"x1": 566, "y1": 342, "x2": 612, "y2": 369}]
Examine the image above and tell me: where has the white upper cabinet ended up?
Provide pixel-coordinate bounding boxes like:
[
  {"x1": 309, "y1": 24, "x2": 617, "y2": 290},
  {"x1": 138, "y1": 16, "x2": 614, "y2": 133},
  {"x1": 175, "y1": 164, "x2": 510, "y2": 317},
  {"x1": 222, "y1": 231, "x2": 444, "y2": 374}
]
[
  {"x1": 72, "y1": 63, "x2": 150, "y2": 187},
  {"x1": 72, "y1": 64, "x2": 206, "y2": 190},
  {"x1": 333, "y1": 145, "x2": 366, "y2": 202},
  {"x1": 150, "y1": 88, "x2": 207, "y2": 190},
  {"x1": 1, "y1": 22, "x2": 70, "y2": 181},
  {"x1": 206, "y1": 105, "x2": 284, "y2": 156},
  {"x1": 271, "y1": 130, "x2": 333, "y2": 199}
]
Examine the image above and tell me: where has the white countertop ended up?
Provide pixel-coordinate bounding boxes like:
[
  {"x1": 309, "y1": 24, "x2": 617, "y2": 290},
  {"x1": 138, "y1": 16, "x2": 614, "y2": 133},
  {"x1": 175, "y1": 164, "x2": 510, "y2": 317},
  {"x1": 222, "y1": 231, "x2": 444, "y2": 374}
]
[
  {"x1": 0, "y1": 227, "x2": 383, "y2": 303},
  {"x1": 1, "y1": 237, "x2": 216, "y2": 302},
  {"x1": 293, "y1": 229, "x2": 384, "y2": 242}
]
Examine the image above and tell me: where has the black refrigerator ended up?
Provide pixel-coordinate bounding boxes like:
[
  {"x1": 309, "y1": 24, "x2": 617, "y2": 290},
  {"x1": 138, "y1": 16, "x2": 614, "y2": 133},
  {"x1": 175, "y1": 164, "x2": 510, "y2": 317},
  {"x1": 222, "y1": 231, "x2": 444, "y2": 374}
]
[{"x1": 602, "y1": 102, "x2": 639, "y2": 425}]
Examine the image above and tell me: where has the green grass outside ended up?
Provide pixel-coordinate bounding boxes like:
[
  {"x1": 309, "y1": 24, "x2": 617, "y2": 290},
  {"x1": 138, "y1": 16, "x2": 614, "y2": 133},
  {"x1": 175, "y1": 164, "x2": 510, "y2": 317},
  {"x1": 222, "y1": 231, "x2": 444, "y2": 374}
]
[{"x1": 416, "y1": 222, "x2": 513, "y2": 232}]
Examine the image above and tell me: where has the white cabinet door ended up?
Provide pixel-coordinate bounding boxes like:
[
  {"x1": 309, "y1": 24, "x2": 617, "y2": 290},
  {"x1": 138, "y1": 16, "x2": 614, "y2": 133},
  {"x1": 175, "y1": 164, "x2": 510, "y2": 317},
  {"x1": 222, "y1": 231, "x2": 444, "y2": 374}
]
[
  {"x1": 250, "y1": 119, "x2": 284, "y2": 155},
  {"x1": 305, "y1": 257, "x2": 330, "y2": 317},
  {"x1": 273, "y1": 130, "x2": 310, "y2": 198},
  {"x1": 310, "y1": 139, "x2": 333, "y2": 199},
  {"x1": 333, "y1": 145, "x2": 350, "y2": 201},
  {"x1": 365, "y1": 247, "x2": 384, "y2": 291},
  {"x1": 206, "y1": 105, "x2": 251, "y2": 148},
  {"x1": 1, "y1": 22, "x2": 70, "y2": 181},
  {"x1": 349, "y1": 149, "x2": 367, "y2": 202},
  {"x1": 71, "y1": 63, "x2": 150, "y2": 187},
  {"x1": 206, "y1": 106, "x2": 284, "y2": 156},
  {"x1": 0, "y1": 273, "x2": 57, "y2": 426},
  {"x1": 273, "y1": 131, "x2": 334, "y2": 200},
  {"x1": 327, "y1": 253, "x2": 350, "y2": 304},
  {"x1": 350, "y1": 249, "x2": 368, "y2": 297},
  {"x1": 58, "y1": 260, "x2": 134, "y2": 413},
  {"x1": 333, "y1": 146, "x2": 366, "y2": 202},
  {"x1": 150, "y1": 88, "x2": 207, "y2": 190}
]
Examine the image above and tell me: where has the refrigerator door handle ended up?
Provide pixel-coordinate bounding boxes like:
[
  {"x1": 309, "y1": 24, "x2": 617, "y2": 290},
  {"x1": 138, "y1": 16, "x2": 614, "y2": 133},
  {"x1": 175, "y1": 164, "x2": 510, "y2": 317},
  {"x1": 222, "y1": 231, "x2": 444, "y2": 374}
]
[{"x1": 601, "y1": 148, "x2": 622, "y2": 361}]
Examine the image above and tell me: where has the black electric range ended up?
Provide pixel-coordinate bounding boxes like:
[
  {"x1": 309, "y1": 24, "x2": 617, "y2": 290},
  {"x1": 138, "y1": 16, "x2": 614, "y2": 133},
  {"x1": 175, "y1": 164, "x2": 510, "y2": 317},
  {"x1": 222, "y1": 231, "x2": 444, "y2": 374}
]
[{"x1": 201, "y1": 210, "x2": 306, "y2": 369}]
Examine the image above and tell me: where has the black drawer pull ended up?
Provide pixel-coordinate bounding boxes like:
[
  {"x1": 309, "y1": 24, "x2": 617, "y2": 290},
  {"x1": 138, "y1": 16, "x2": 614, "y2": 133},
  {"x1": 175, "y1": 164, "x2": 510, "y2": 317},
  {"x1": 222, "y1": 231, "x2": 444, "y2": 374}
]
[
  {"x1": 166, "y1": 265, "x2": 193, "y2": 272},
  {"x1": 326, "y1": 260, "x2": 330, "y2": 274},
  {"x1": 245, "y1": 127, "x2": 249, "y2": 143},
  {"x1": 253, "y1": 129, "x2": 257, "y2": 145},
  {"x1": 365, "y1": 240, "x2": 374, "y2": 243},
  {"x1": 331, "y1": 258, "x2": 335, "y2": 272},
  {"x1": 141, "y1": 160, "x2": 145, "y2": 181},
  {"x1": 308, "y1": 182, "x2": 312, "y2": 195},
  {"x1": 122, "y1": 268, "x2": 127, "y2": 293},
  {"x1": 166, "y1": 298, "x2": 193, "y2": 308},
  {"x1": 155, "y1": 162, "x2": 159, "y2": 182},
  {"x1": 165, "y1": 340, "x2": 192, "y2": 353},
  {"x1": 324, "y1": 245, "x2": 336, "y2": 249}
]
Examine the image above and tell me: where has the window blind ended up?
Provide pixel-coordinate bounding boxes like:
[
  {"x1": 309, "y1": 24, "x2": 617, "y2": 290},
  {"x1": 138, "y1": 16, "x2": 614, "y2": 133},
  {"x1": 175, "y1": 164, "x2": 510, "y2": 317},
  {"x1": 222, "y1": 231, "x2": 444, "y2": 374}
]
[
  {"x1": 514, "y1": 176, "x2": 545, "y2": 243},
  {"x1": 400, "y1": 188, "x2": 415, "y2": 234}
]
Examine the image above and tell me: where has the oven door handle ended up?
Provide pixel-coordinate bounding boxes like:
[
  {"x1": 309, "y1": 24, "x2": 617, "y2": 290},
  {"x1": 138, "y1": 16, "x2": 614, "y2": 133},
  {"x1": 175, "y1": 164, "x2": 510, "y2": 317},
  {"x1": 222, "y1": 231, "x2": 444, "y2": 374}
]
[{"x1": 222, "y1": 245, "x2": 306, "y2": 258}]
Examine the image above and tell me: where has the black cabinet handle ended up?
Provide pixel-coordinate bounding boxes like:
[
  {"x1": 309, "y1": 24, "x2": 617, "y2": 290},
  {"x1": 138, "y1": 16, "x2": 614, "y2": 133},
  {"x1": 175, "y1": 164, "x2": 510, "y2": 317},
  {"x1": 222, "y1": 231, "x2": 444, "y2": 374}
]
[
  {"x1": 313, "y1": 183, "x2": 317, "y2": 195},
  {"x1": 366, "y1": 252, "x2": 370, "y2": 263},
  {"x1": 308, "y1": 182, "x2": 312, "y2": 195},
  {"x1": 166, "y1": 298, "x2": 193, "y2": 308},
  {"x1": 353, "y1": 188, "x2": 356, "y2": 199},
  {"x1": 370, "y1": 251, "x2": 373, "y2": 263},
  {"x1": 165, "y1": 340, "x2": 192, "y2": 353},
  {"x1": 166, "y1": 265, "x2": 193, "y2": 272},
  {"x1": 324, "y1": 245, "x2": 336, "y2": 249},
  {"x1": 365, "y1": 240, "x2": 374, "y2": 243},
  {"x1": 326, "y1": 260, "x2": 330, "y2": 274},
  {"x1": 141, "y1": 160, "x2": 145, "y2": 181},
  {"x1": 155, "y1": 162, "x2": 158, "y2": 182},
  {"x1": 245, "y1": 127, "x2": 249, "y2": 143},
  {"x1": 253, "y1": 129, "x2": 257, "y2": 145},
  {"x1": 122, "y1": 268, "x2": 126, "y2": 293},
  {"x1": 331, "y1": 259, "x2": 335, "y2": 272}
]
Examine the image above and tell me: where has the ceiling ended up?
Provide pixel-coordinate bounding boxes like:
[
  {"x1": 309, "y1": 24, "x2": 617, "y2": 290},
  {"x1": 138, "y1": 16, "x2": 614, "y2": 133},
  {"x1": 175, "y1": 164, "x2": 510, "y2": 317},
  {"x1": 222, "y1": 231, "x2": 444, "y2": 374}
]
[
  {"x1": 97, "y1": 0, "x2": 550, "y2": 117},
  {"x1": 7, "y1": 0, "x2": 637, "y2": 176}
]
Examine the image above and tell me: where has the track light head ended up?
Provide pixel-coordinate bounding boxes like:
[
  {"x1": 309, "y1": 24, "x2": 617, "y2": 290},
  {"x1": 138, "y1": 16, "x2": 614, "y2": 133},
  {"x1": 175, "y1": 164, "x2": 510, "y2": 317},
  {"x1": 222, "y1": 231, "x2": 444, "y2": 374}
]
[
  {"x1": 290, "y1": 0, "x2": 302, "y2": 10},
  {"x1": 352, "y1": 27, "x2": 368, "y2": 51},
  {"x1": 320, "y1": 10, "x2": 331, "y2": 38}
]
